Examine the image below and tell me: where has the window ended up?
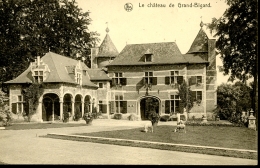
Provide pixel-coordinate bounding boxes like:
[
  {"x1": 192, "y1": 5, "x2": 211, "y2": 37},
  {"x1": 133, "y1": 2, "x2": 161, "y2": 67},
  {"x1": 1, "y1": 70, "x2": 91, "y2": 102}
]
[
  {"x1": 98, "y1": 101, "x2": 107, "y2": 113},
  {"x1": 197, "y1": 76, "x2": 202, "y2": 85},
  {"x1": 165, "y1": 95, "x2": 180, "y2": 114},
  {"x1": 145, "y1": 54, "x2": 152, "y2": 62},
  {"x1": 170, "y1": 71, "x2": 179, "y2": 84},
  {"x1": 112, "y1": 72, "x2": 127, "y2": 87},
  {"x1": 114, "y1": 72, "x2": 123, "y2": 85},
  {"x1": 34, "y1": 70, "x2": 43, "y2": 83},
  {"x1": 17, "y1": 95, "x2": 24, "y2": 114},
  {"x1": 98, "y1": 83, "x2": 103, "y2": 88},
  {"x1": 189, "y1": 76, "x2": 202, "y2": 85},
  {"x1": 144, "y1": 72, "x2": 153, "y2": 84},
  {"x1": 192, "y1": 91, "x2": 202, "y2": 102},
  {"x1": 115, "y1": 95, "x2": 127, "y2": 114},
  {"x1": 165, "y1": 71, "x2": 183, "y2": 86},
  {"x1": 76, "y1": 73, "x2": 81, "y2": 84}
]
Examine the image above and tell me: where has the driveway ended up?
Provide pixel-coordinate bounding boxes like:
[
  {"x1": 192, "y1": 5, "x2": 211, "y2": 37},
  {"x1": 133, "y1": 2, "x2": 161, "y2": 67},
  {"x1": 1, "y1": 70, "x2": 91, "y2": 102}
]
[{"x1": 0, "y1": 119, "x2": 257, "y2": 165}]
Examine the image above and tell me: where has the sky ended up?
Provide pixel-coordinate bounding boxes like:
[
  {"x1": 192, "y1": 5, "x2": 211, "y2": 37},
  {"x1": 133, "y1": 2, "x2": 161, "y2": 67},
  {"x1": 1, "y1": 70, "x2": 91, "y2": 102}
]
[{"x1": 76, "y1": 0, "x2": 231, "y2": 85}]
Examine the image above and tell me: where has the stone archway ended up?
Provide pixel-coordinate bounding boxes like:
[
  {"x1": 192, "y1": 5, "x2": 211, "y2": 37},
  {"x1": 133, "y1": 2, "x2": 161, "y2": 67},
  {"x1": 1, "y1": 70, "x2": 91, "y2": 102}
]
[
  {"x1": 139, "y1": 96, "x2": 160, "y2": 120},
  {"x1": 42, "y1": 93, "x2": 60, "y2": 121},
  {"x1": 84, "y1": 95, "x2": 91, "y2": 113},
  {"x1": 74, "y1": 94, "x2": 82, "y2": 120},
  {"x1": 63, "y1": 94, "x2": 73, "y2": 116}
]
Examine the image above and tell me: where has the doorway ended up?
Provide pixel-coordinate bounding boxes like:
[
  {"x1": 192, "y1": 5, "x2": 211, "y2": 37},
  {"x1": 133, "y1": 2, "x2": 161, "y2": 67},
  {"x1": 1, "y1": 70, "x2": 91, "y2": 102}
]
[{"x1": 140, "y1": 97, "x2": 159, "y2": 120}]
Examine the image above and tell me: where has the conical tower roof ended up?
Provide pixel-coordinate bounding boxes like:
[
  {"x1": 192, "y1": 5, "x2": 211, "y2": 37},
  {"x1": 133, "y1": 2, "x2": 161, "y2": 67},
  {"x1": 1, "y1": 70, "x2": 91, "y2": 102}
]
[
  {"x1": 187, "y1": 21, "x2": 213, "y2": 54},
  {"x1": 97, "y1": 28, "x2": 119, "y2": 57}
]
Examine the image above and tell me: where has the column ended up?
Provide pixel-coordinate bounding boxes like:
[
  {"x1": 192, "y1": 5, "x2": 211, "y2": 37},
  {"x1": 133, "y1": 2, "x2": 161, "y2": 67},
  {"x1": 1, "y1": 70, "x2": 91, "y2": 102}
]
[
  {"x1": 71, "y1": 101, "x2": 75, "y2": 119},
  {"x1": 52, "y1": 100, "x2": 54, "y2": 122},
  {"x1": 60, "y1": 101, "x2": 63, "y2": 121},
  {"x1": 81, "y1": 101, "x2": 84, "y2": 118},
  {"x1": 38, "y1": 101, "x2": 43, "y2": 122}
]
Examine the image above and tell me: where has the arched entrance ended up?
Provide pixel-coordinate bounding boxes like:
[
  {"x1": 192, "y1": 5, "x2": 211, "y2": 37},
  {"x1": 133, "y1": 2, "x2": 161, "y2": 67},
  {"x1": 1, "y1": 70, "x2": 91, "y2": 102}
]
[
  {"x1": 140, "y1": 96, "x2": 160, "y2": 120},
  {"x1": 42, "y1": 93, "x2": 60, "y2": 121},
  {"x1": 84, "y1": 95, "x2": 91, "y2": 113},
  {"x1": 63, "y1": 94, "x2": 72, "y2": 115},
  {"x1": 74, "y1": 94, "x2": 82, "y2": 119}
]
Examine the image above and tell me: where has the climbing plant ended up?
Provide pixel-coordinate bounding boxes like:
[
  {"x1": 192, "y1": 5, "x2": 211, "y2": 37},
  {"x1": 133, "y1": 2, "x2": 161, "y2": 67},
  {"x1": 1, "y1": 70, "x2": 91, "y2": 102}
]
[
  {"x1": 177, "y1": 80, "x2": 194, "y2": 113},
  {"x1": 22, "y1": 83, "x2": 44, "y2": 121}
]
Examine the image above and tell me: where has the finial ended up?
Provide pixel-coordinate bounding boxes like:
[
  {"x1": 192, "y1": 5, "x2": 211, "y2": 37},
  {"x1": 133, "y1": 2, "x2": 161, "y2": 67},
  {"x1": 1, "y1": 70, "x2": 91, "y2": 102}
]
[
  {"x1": 105, "y1": 22, "x2": 109, "y2": 33},
  {"x1": 200, "y1": 16, "x2": 204, "y2": 27}
]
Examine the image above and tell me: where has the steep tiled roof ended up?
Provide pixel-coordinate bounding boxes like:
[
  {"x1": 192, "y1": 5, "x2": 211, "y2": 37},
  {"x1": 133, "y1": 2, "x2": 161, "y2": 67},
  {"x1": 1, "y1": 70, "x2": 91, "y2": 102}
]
[
  {"x1": 187, "y1": 28, "x2": 208, "y2": 53},
  {"x1": 107, "y1": 42, "x2": 187, "y2": 66},
  {"x1": 183, "y1": 54, "x2": 209, "y2": 64},
  {"x1": 4, "y1": 66, "x2": 33, "y2": 84},
  {"x1": 97, "y1": 33, "x2": 119, "y2": 57},
  {"x1": 5, "y1": 52, "x2": 98, "y2": 88},
  {"x1": 87, "y1": 69, "x2": 111, "y2": 81},
  {"x1": 187, "y1": 23, "x2": 215, "y2": 54}
]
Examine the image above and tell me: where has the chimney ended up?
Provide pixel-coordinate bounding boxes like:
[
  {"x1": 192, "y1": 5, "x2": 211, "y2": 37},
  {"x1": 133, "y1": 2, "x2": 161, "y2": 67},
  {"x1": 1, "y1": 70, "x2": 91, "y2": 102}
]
[{"x1": 37, "y1": 56, "x2": 40, "y2": 66}]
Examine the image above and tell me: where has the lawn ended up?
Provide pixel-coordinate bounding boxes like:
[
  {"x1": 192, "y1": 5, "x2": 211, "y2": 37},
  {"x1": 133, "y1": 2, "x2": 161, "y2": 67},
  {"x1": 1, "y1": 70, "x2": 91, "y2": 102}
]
[
  {"x1": 3, "y1": 120, "x2": 258, "y2": 159},
  {"x1": 75, "y1": 125, "x2": 257, "y2": 151}
]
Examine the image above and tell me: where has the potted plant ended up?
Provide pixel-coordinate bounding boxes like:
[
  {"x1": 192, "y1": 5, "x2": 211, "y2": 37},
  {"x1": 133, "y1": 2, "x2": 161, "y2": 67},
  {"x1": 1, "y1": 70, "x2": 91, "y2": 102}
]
[{"x1": 83, "y1": 112, "x2": 93, "y2": 125}]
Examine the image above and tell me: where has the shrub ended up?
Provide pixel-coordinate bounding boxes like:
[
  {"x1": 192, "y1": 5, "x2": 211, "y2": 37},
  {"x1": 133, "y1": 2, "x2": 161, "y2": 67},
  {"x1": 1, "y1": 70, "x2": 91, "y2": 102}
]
[
  {"x1": 114, "y1": 113, "x2": 122, "y2": 120},
  {"x1": 63, "y1": 112, "x2": 70, "y2": 122},
  {"x1": 128, "y1": 113, "x2": 138, "y2": 121},
  {"x1": 0, "y1": 104, "x2": 12, "y2": 126},
  {"x1": 160, "y1": 115, "x2": 170, "y2": 122},
  {"x1": 73, "y1": 106, "x2": 81, "y2": 121}
]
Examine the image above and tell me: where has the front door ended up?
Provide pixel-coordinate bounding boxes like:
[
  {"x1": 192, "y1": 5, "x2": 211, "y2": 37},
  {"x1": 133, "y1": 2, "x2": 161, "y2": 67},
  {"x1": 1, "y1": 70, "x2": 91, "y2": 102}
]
[{"x1": 140, "y1": 97, "x2": 159, "y2": 120}]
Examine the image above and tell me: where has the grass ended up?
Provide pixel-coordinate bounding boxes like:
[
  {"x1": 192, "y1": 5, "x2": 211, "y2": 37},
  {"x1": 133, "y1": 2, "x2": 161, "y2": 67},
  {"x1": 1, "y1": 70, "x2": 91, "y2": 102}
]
[
  {"x1": 3, "y1": 120, "x2": 258, "y2": 159},
  {"x1": 44, "y1": 125, "x2": 257, "y2": 160},
  {"x1": 2, "y1": 122, "x2": 86, "y2": 130},
  {"x1": 74, "y1": 125, "x2": 257, "y2": 151}
]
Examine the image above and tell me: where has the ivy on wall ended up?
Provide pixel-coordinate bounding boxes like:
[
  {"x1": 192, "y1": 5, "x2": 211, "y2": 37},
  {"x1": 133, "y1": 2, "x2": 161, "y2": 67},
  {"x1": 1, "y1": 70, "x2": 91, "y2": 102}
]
[
  {"x1": 22, "y1": 83, "x2": 44, "y2": 121},
  {"x1": 177, "y1": 80, "x2": 194, "y2": 113}
]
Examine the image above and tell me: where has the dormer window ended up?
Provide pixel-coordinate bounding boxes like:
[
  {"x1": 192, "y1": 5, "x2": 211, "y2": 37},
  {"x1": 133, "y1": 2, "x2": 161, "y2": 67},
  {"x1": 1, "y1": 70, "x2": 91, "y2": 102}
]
[
  {"x1": 145, "y1": 54, "x2": 152, "y2": 62},
  {"x1": 31, "y1": 56, "x2": 49, "y2": 83},
  {"x1": 34, "y1": 70, "x2": 43, "y2": 83},
  {"x1": 144, "y1": 48, "x2": 153, "y2": 62},
  {"x1": 76, "y1": 72, "x2": 82, "y2": 85}
]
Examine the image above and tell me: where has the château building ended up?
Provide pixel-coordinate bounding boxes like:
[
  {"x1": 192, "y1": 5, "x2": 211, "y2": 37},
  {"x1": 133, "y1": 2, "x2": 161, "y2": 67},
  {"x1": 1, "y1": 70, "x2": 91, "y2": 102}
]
[{"x1": 5, "y1": 22, "x2": 217, "y2": 122}]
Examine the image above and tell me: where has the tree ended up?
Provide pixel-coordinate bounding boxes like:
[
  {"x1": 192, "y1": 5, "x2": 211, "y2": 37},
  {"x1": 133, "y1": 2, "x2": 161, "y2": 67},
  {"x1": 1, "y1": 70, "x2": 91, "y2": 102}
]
[
  {"x1": 214, "y1": 82, "x2": 252, "y2": 125},
  {"x1": 0, "y1": 0, "x2": 100, "y2": 92},
  {"x1": 177, "y1": 80, "x2": 194, "y2": 113},
  {"x1": 207, "y1": 0, "x2": 258, "y2": 127}
]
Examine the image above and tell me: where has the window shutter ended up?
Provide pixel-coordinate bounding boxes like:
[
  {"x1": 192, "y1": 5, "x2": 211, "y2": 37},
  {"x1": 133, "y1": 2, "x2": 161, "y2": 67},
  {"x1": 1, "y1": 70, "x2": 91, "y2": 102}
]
[
  {"x1": 177, "y1": 76, "x2": 183, "y2": 84},
  {"x1": 165, "y1": 76, "x2": 170, "y2": 85},
  {"x1": 110, "y1": 101, "x2": 115, "y2": 114},
  {"x1": 152, "y1": 77, "x2": 157, "y2": 85},
  {"x1": 165, "y1": 100, "x2": 170, "y2": 114},
  {"x1": 121, "y1": 78, "x2": 127, "y2": 85},
  {"x1": 12, "y1": 103, "x2": 17, "y2": 114},
  {"x1": 111, "y1": 78, "x2": 115, "y2": 87},
  {"x1": 122, "y1": 101, "x2": 127, "y2": 114},
  {"x1": 102, "y1": 104, "x2": 107, "y2": 113},
  {"x1": 143, "y1": 77, "x2": 146, "y2": 85},
  {"x1": 191, "y1": 91, "x2": 196, "y2": 101},
  {"x1": 190, "y1": 76, "x2": 196, "y2": 85}
]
